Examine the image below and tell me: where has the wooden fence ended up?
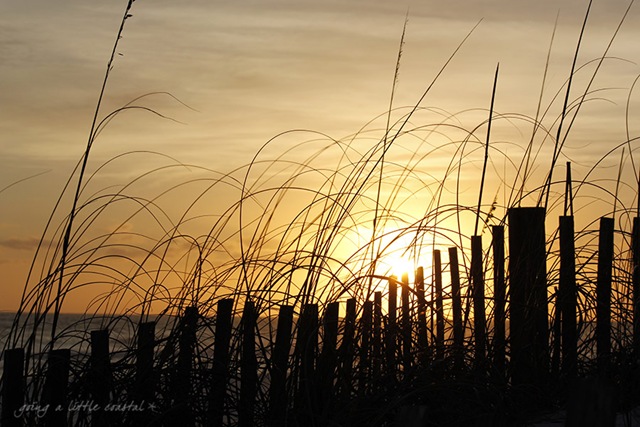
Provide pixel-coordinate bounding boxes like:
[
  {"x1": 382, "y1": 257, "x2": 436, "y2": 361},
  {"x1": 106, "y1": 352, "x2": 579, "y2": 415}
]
[{"x1": 2, "y1": 207, "x2": 639, "y2": 426}]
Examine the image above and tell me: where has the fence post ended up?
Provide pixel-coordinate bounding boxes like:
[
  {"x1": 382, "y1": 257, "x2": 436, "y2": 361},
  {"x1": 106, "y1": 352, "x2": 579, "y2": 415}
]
[
  {"x1": 433, "y1": 251, "x2": 445, "y2": 360},
  {"x1": 559, "y1": 216, "x2": 577, "y2": 378},
  {"x1": 208, "y1": 298, "x2": 234, "y2": 427},
  {"x1": 508, "y1": 207, "x2": 548, "y2": 387},
  {"x1": 90, "y1": 329, "x2": 112, "y2": 426},
  {"x1": 170, "y1": 306, "x2": 197, "y2": 426},
  {"x1": 1, "y1": 348, "x2": 24, "y2": 427},
  {"x1": 43, "y1": 348, "x2": 71, "y2": 427},
  {"x1": 596, "y1": 217, "x2": 614, "y2": 372},
  {"x1": 340, "y1": 298, "x2": 356, "y2": 398},
  {"x1": 239, "y1": 301, "x2": 257, "y2": 427},
  {"x1": 373, "y1": 291, "x2": 382, "y2": 387},
  {"x1": 471, "y1": 235, "x2": 485, "y2": 371},
  {"x1": 132, "y1": 321, "x2": 156, "y2": 425},
  {"x1": 449, "y1": 247, "x2": 464, "y2": 372},
  {"x1": 359, "y1": 300, "x2": 373, "y2": 395},
  {"x1": 386, "y1": 277, "x2": 398, "y2": 382},
  {"x1": 416, "y1": 266, "x2": 428, "y2": 366},
  {"x1": 551, "y1": 287, "x2": 561, "y2": 377},
  {"x1": 492, "y1": 225, "x2": 506, "y2": 380},
  {"x1": 295, "y1": 303, "x2": 319, "y2": 423},
  {"x1": 400, "y1": 274, "x2": 412, "y2": 375},
  {"x1": 269, "y1": 305, "x2": 294, "y2": 427},
  {"x1": 318, "y1": 301, "x2": 338, "y2": 417}
]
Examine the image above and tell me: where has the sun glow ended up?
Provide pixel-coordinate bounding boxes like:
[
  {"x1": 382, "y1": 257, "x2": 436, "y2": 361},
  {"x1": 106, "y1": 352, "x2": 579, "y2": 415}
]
[
  {"x1": 388, "y1": 254, "x2": 416, "y2": 283},
  {"x1": 373, "y1": 228, "x2": 434, "y2": 286}
]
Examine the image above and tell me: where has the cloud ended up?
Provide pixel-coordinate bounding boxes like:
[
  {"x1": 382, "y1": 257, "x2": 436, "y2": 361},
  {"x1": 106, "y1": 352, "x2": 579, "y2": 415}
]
[{"x1": 0, "y1": 237, "x2": 45, "y2": 251}]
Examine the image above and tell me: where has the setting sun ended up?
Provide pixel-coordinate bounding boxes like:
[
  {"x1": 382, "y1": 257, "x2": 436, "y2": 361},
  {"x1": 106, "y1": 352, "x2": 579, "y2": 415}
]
[{"x1": 389, "y1": 255, "x2": 415, "y2": 282}]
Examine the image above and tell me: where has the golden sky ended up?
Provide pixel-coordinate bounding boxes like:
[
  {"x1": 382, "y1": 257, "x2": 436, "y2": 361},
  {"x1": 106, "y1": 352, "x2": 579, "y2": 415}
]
[{"x1": 1, "y1": 0, "x2": 639, "y2": 312}]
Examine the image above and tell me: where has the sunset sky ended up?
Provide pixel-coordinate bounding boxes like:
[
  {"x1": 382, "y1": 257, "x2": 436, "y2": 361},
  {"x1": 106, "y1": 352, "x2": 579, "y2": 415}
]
[{"x1": 1, "y1": 0, "x2": 639, "y2": 312}]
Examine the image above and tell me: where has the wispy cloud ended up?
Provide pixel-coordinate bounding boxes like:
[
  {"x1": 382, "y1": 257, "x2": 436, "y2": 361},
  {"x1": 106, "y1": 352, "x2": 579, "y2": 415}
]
[{"x1": 0, "y1": 237, "x2": 45, "y2": 251}]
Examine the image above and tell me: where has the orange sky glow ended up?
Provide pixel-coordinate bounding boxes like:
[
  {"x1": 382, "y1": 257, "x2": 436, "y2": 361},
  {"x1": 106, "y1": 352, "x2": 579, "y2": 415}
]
[{"x1": 1, "y1": 0, "x2": 639, "y2": 313}]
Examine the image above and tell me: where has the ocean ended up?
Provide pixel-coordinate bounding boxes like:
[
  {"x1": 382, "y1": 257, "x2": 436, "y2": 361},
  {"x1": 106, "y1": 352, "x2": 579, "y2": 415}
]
[{"x1": 0, "y1": 311, "x2": 192, "y2": 378}]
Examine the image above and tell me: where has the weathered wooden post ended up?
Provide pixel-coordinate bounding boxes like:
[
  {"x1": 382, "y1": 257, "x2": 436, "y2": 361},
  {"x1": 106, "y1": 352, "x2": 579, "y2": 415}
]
[
  {"x1": 43, "y1": 348, "x2": 71, "y2": 427},
  {"x1": 339, "y1": 298, "x2": 356, "y2": 398},
  {"x1": 492, "y1": 225, "x2": 506, "y2": 379},
  {"x1": 136, "y1": 322, "x2": 156, "y2": 395},
  {"x1": 1, "y1": 348, "x2": 25, "y2": 427},
  {"x1": 171, "y1": 306, "x2": 198, "y2": 426},
  {"x1": 90, "y1": 329, "x2": 112, "y2": 427},
  {"x1": 239, "y1": 301, "x2": 257, "y2": 427},
  {"x1": 508, "y1": 207, "x2": 548, "y2": 386},
  {"x1": 133, "y1": 321, "x2": 155, "y2": 425},
  {"x1": 269, "y1": 305, "x2": 294, "y2": 427},
  {"x1": 318, "y1": 301, "x2": 338, "y2": 415},
  {"x1": 596, "y1": 217, "x2": 614, "y2": 372},
  {"x1": 401, "y1": 274, "x2": 412, "y2": 374},
  {"x1": 208, "y1": 298, "x2": 234, "y2": 427},
  {"x1": 295, "y1": 303, "x2": 319, "y2": 423},
  {"x1": 359, "y1": 300, "x2": 373, "y2": 395},
  {"x1": 471, "y1": 235, "x2": 485, "y2": 371},
  {"x1": 559, "y1": 215, "x2": 577, "y2": 378},
  {"x1": 373, "y1": 291, "x2": 382, "y2": 385},
  {"x1": 551, "y1": 287, "x2": 561, "y2": 377},
  {"x1": 416, "y1": 266, "x2": 428, "y2": 366},
  {"x1": 386, "y1": 277, "x2": 398, "y2": 381},
  {"x1": 433, "y1": 251, "x2": 445, "y2": 360},
  {"x1": 449, "y1": 247, "x2": 464, "y2": 372}
]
